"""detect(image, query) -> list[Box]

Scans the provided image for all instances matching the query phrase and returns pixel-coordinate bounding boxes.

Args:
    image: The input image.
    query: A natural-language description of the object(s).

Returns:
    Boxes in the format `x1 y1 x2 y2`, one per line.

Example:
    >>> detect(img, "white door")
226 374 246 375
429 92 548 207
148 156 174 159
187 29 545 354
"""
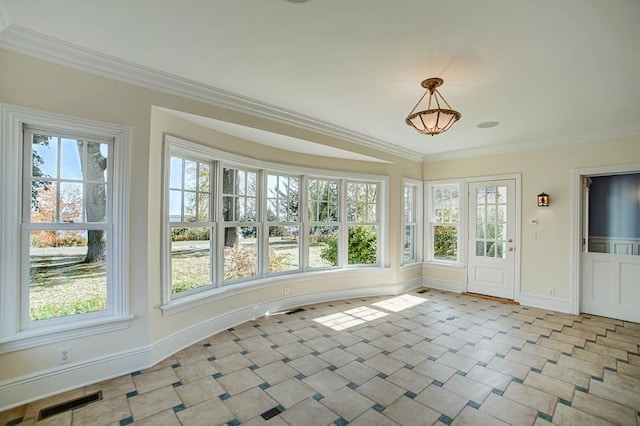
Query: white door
468 180 516 299
581 174 640 322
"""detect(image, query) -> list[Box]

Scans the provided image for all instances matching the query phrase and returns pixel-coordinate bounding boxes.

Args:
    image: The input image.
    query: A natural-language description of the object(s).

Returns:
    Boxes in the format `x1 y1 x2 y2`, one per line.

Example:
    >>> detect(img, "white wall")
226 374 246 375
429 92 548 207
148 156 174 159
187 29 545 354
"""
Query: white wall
0 48 422 409
423 137 640 305
2 44 639 410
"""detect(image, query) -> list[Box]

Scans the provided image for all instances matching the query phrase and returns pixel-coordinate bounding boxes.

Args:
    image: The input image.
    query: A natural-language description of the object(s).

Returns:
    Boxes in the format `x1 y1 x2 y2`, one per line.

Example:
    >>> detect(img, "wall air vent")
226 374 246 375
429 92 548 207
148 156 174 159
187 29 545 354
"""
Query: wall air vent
37 391 103 421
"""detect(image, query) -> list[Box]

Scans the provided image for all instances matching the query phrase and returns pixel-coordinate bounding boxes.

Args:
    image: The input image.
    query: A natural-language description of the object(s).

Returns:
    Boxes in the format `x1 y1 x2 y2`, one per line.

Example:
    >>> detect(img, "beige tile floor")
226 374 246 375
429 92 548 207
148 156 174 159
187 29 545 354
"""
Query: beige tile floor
2 288 640 425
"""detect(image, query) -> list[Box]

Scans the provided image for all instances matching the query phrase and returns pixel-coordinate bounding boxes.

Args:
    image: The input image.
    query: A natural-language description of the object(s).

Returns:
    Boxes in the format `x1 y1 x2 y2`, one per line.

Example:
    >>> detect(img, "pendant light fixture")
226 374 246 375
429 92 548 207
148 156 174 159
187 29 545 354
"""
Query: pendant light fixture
405 77 461 136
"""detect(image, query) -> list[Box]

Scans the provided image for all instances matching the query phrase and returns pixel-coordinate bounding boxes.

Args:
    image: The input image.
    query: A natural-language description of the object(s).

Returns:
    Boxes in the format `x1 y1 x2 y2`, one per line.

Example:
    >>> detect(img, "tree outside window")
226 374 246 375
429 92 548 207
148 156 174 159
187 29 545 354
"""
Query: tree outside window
431 185 459 262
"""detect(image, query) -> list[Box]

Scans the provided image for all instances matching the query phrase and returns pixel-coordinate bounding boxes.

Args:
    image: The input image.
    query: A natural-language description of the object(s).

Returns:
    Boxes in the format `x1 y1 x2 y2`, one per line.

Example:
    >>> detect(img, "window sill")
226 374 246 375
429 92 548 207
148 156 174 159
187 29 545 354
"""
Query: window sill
400 262 424 273
424 261 464 270
0 315 134 354
161 266 391 317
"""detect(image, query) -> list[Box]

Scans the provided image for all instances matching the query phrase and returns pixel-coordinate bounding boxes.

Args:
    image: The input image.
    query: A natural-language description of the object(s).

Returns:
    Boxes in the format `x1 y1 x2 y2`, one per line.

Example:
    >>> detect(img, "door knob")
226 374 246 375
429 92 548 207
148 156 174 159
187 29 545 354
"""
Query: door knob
508 247 514 251
508 238 513 243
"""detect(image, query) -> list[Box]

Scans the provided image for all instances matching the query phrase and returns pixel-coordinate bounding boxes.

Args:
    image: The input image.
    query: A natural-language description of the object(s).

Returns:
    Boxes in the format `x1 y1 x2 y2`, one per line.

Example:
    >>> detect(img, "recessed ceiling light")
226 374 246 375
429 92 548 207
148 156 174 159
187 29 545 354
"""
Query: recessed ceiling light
477 121 500 129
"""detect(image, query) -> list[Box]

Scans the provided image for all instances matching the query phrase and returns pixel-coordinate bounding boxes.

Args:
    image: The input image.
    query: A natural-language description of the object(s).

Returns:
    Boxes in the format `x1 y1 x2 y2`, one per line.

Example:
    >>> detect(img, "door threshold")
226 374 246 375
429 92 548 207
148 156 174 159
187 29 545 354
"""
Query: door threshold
462 292 519 305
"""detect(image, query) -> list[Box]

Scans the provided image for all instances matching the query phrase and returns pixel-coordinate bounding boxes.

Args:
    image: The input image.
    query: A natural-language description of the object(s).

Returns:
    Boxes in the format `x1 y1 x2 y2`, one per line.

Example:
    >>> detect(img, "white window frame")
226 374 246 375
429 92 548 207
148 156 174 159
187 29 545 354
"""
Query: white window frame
402 178 423 265
161 135 388 314
264 171 303 276
0 104 131 353
425 180 463 266
345 179 382 267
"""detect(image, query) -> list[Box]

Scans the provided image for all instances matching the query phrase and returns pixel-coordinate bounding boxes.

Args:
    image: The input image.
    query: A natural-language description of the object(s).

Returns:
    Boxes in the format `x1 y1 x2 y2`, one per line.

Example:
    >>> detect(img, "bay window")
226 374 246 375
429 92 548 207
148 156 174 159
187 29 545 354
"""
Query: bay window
162 136 387 311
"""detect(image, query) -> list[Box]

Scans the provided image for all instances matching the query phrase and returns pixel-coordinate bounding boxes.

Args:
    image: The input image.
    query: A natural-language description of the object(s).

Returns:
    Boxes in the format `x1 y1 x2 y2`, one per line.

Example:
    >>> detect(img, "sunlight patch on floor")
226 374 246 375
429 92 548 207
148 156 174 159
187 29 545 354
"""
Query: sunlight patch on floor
371 294 428 312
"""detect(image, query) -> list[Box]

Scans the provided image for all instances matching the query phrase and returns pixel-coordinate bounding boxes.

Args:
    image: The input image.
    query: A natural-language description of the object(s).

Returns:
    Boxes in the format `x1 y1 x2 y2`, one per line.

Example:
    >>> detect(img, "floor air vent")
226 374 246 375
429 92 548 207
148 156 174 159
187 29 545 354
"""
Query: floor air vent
285 308 306 315
416 288 429 294
38 391 103 421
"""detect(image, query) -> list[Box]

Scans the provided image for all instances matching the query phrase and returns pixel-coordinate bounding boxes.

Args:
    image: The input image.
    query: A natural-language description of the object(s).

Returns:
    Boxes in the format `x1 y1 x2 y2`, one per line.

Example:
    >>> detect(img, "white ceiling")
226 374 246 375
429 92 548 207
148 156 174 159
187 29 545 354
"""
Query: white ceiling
1 0 640 162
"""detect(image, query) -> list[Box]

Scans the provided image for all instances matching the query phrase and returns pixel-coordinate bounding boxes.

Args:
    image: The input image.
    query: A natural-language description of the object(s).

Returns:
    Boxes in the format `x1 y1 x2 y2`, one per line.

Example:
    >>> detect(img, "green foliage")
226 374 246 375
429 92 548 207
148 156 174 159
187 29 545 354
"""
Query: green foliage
320 226 377 265
171 227 210 241
30 296 106 321
319 231 339 265
434 225 457 261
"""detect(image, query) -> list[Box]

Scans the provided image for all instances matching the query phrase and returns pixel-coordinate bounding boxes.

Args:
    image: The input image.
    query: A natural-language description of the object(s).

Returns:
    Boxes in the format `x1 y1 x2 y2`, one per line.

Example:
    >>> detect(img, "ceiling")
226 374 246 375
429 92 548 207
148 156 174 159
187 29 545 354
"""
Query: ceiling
1 0 640 162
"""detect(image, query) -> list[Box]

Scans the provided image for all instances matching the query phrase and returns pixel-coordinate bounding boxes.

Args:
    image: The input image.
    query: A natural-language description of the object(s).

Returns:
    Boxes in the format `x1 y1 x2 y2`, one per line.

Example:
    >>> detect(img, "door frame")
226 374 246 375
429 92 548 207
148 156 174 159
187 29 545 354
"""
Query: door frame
465 174 522 301
570 163 640 316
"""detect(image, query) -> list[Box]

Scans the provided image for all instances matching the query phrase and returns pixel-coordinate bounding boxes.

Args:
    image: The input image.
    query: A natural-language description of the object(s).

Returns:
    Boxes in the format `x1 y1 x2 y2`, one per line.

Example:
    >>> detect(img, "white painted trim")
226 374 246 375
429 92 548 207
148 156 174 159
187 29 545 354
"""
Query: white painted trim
0 25 423 163
0 3 8 34
423 124 640 163
465 174 522 301
422 277 463 293
0 103 132 352
570 163 640 316
166 135 390 182
518 293 572 314
0 281 419 411
402 178 423 265
401 262 423 273
0 316 133 354
162 267 393 316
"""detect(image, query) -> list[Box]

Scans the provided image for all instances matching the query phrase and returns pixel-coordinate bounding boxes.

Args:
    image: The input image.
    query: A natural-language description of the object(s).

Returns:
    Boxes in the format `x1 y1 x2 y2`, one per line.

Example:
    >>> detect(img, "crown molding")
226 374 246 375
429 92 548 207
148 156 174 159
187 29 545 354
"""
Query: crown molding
423 123 640 163
0 24 424 163
0 3 8 33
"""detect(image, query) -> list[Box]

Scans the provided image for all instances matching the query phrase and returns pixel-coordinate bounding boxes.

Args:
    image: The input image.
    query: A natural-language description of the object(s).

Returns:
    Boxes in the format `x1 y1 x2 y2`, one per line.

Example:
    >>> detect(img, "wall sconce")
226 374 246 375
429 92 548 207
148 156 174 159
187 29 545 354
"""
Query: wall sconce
537 192 550 207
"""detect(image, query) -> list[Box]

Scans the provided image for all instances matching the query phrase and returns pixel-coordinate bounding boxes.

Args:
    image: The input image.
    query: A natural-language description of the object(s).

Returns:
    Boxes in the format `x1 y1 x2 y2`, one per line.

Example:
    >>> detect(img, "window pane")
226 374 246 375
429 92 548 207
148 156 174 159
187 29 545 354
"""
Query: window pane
184 191 196 222
348 225 377 265
309 226 339 268
476 240 485 257
199 163 211 192
222 195 234 221
169 190 182 222
60 138 83 180
347 182 378 223
487 186 496 203
184 160 197 191
224 226 258 282
29 230 106 321
308 179 338 222
59 182 83 223
171 227 211 294
403 224 415 262
32 134 57 178
267 174 299 222
169 157 183 189
497 186 507 203
268 226 299 273
497 205 506 222
198 193 210 221
85 183 106 222
434 225 458 261
31 180 57 222
486 241 496 257
85 142 109 182
246 172 257 196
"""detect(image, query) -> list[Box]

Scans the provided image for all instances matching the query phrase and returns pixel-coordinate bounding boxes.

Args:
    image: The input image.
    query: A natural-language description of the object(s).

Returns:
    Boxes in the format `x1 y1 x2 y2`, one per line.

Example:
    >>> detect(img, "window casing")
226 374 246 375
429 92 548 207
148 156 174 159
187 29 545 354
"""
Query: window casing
162 136 387 310
0 104 130 352
427 183 460 263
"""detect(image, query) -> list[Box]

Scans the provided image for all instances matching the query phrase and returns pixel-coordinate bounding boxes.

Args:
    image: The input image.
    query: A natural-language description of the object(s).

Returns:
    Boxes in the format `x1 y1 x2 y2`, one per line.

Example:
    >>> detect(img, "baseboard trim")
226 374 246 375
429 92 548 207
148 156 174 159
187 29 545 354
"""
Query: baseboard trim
0 280 419 410
518 292 572 314
422 277 463 293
